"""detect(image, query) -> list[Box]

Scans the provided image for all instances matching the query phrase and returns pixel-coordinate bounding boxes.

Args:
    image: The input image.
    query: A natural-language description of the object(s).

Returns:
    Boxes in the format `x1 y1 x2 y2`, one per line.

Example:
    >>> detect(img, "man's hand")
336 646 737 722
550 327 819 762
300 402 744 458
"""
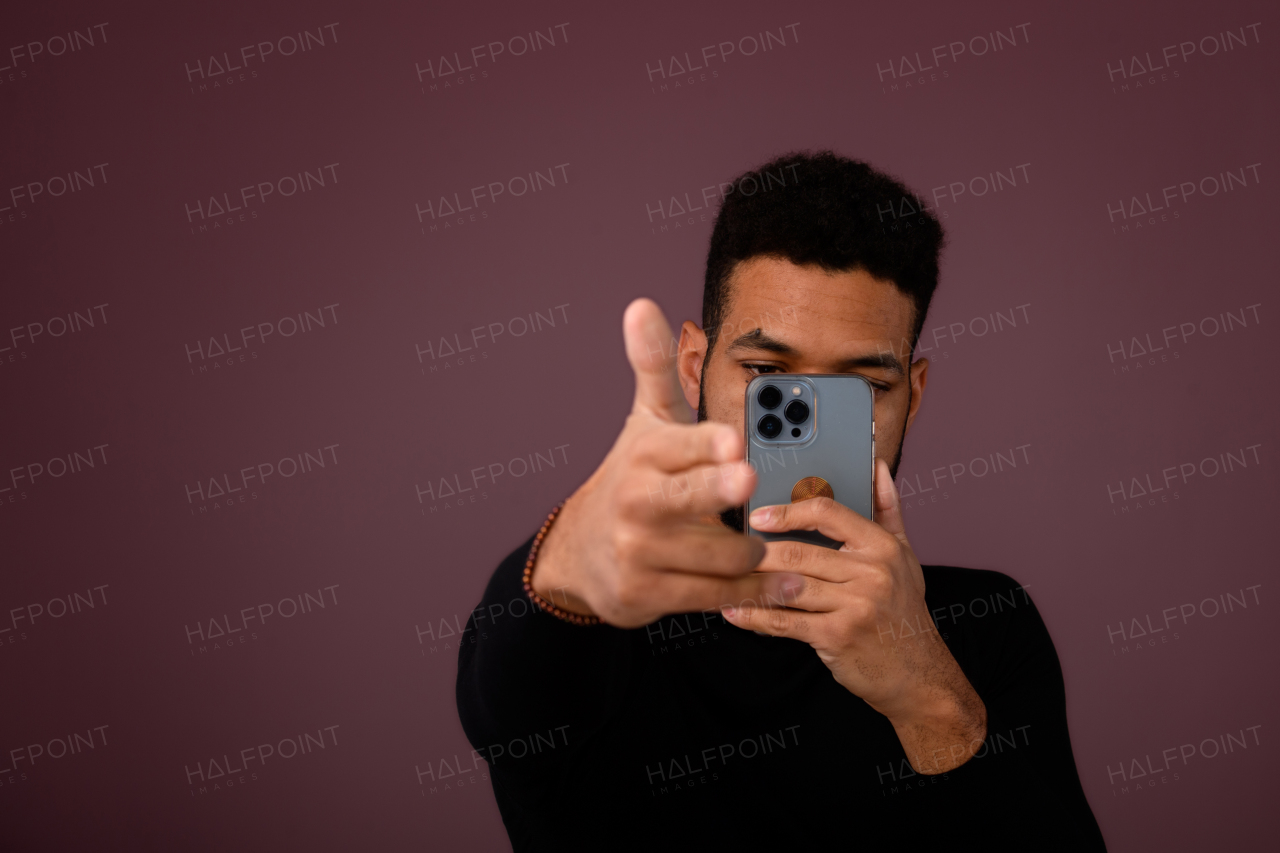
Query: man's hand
531 298 803 628
721 459 988 774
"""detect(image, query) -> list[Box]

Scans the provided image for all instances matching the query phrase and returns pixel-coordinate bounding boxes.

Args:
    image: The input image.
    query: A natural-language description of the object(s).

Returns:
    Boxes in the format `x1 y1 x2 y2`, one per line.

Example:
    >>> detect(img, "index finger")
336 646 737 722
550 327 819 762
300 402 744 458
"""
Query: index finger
634 421 743 473
748 496 881 550
754 539 850 583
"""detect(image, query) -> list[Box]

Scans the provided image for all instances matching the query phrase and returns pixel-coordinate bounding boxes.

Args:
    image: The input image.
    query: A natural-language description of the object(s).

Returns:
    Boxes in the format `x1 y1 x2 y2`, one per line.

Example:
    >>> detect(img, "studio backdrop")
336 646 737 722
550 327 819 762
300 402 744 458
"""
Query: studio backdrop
2 0 1276 849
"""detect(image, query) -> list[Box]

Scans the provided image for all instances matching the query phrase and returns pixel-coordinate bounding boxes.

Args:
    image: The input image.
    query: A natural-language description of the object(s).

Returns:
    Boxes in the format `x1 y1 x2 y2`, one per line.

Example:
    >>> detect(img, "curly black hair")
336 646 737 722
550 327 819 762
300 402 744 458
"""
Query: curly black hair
702 150 945 355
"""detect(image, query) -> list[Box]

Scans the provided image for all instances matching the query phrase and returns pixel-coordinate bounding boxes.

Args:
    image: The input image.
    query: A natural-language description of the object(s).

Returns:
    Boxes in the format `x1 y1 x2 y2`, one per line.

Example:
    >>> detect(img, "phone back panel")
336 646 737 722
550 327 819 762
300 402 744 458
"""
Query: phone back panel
745 374 875 548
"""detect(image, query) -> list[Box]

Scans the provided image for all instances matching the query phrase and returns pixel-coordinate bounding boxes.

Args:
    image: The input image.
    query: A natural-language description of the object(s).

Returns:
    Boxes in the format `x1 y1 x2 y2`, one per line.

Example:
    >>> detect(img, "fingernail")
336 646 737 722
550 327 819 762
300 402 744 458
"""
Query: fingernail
749 506 773 525
721 605 736 618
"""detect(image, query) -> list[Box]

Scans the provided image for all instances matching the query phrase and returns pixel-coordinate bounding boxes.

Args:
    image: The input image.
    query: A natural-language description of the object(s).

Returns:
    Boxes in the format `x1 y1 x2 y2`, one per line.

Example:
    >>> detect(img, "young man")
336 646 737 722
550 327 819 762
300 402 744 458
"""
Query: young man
456 152 1105 850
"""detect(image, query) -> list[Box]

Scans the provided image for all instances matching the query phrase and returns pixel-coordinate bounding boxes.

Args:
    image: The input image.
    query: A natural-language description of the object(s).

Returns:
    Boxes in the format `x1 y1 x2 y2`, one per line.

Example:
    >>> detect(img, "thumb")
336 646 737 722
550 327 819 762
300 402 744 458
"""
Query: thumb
623 298 693 424
874 458 909 543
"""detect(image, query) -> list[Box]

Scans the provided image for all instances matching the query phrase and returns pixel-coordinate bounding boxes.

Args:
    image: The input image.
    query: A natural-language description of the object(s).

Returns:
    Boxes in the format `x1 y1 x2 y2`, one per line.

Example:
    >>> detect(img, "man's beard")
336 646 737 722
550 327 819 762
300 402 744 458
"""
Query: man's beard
698 385 905 533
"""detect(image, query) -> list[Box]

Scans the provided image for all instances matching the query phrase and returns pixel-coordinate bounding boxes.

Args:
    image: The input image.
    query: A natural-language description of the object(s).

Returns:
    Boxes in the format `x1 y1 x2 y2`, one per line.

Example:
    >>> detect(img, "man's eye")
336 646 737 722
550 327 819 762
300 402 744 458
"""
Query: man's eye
863 379 893 394
745 364 784 375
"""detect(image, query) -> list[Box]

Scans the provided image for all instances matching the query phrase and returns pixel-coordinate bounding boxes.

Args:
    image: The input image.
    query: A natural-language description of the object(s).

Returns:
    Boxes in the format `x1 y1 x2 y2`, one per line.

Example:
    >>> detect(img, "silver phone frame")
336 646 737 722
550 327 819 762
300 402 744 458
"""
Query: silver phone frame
742 373 876 546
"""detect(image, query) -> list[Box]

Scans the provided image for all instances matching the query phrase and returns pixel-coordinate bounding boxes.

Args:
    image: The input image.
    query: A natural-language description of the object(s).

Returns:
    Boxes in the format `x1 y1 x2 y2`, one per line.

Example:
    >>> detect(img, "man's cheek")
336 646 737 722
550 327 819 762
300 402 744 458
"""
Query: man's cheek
873 391 912 450
872 400 898 435
718 395 747 430
702 362 746 426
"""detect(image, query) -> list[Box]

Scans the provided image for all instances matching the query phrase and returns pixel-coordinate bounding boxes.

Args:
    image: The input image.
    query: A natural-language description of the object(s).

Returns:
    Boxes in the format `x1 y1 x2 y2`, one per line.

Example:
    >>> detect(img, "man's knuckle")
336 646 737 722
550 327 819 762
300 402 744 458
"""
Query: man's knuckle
616 483 644 515
876 537 901 561
847 597 876 625
633 432 658 459
866 569 894 597
613 574 644 609
613 528 644 565
778 542 807 571
811 496 837 515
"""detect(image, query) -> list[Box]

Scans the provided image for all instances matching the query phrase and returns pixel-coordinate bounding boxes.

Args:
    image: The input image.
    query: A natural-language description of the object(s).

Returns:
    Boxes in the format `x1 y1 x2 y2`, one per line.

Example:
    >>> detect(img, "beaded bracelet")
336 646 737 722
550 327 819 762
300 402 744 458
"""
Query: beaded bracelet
522 502 601 626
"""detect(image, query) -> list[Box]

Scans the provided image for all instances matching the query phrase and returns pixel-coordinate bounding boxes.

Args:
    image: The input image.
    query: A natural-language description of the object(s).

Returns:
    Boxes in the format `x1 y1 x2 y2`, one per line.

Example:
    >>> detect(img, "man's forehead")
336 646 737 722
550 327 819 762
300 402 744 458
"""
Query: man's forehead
725 258 913 327
719 259 915 351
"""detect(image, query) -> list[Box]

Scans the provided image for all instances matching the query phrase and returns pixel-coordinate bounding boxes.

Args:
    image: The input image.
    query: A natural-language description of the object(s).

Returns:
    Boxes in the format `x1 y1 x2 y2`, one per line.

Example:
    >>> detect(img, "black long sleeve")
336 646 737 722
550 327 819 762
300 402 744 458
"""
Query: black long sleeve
457 535 1106 851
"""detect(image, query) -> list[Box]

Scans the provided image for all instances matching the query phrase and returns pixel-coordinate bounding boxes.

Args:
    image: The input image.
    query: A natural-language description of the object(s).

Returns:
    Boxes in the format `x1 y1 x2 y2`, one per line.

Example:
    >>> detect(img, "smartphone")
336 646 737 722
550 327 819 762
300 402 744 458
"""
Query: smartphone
744 374 875 549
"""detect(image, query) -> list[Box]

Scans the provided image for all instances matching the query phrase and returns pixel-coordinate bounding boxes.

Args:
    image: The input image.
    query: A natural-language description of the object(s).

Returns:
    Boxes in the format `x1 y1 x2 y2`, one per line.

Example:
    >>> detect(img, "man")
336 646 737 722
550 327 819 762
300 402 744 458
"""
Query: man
456 151 1105 850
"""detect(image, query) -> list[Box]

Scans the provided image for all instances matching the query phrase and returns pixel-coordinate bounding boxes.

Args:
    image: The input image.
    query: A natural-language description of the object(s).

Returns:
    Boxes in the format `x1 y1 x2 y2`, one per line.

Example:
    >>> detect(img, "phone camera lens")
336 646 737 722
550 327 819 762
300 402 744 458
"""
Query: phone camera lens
757 385 782 410
791 428 801 437
784 400 809 424
758 414 783 439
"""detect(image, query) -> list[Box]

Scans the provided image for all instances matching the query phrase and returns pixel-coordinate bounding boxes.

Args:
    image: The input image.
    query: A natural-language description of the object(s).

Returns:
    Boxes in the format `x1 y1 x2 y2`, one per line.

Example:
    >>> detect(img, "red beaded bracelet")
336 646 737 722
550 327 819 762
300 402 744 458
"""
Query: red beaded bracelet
522 502 601 626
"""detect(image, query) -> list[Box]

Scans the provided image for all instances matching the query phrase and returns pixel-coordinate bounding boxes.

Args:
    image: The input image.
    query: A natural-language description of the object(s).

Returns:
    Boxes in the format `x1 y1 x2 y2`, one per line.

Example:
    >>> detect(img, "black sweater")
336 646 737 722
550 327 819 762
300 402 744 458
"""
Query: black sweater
456 534 1106 851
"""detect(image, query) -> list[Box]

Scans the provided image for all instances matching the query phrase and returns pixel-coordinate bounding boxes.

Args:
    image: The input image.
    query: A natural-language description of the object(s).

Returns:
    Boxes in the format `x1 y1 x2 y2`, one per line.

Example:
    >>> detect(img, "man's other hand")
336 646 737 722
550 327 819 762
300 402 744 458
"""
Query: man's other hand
721 459 988 773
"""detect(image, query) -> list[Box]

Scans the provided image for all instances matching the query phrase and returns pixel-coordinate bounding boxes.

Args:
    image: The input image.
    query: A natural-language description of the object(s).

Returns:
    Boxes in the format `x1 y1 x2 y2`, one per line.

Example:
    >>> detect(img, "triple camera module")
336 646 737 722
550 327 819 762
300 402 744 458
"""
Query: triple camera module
756 383 810 441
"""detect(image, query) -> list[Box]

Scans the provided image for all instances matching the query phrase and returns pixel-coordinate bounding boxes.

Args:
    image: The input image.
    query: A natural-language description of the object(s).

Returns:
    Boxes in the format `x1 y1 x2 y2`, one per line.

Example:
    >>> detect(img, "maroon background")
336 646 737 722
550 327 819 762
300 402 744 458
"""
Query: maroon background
2 0 1277 849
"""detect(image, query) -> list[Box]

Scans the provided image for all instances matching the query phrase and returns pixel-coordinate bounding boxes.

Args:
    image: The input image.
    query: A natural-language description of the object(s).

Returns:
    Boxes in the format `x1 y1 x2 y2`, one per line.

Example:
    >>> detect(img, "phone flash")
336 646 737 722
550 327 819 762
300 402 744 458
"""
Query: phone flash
791 386 802 396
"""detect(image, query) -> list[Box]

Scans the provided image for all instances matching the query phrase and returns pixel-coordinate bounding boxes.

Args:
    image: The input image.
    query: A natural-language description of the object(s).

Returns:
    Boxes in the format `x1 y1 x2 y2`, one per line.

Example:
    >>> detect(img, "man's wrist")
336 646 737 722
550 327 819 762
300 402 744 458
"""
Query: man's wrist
529 504 598 618
883 685 988 774
530 563 595 616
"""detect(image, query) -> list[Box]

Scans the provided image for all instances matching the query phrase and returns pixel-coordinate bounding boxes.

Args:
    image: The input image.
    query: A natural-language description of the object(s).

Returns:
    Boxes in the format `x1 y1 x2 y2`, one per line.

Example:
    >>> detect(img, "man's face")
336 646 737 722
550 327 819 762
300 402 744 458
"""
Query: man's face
676 256 929 528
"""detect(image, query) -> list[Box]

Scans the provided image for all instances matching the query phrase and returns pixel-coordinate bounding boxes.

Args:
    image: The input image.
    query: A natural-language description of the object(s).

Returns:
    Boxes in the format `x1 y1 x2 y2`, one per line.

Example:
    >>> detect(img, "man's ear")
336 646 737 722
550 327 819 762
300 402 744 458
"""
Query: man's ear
904 357 929 435
677 320 707 411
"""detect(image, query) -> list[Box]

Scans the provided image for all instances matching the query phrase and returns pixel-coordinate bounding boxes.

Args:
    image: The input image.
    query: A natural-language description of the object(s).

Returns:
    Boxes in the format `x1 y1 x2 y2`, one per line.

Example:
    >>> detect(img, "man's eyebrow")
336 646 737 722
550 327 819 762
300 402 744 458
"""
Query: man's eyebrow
832 352 906 377
724 328 798 356
725 328 906 376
